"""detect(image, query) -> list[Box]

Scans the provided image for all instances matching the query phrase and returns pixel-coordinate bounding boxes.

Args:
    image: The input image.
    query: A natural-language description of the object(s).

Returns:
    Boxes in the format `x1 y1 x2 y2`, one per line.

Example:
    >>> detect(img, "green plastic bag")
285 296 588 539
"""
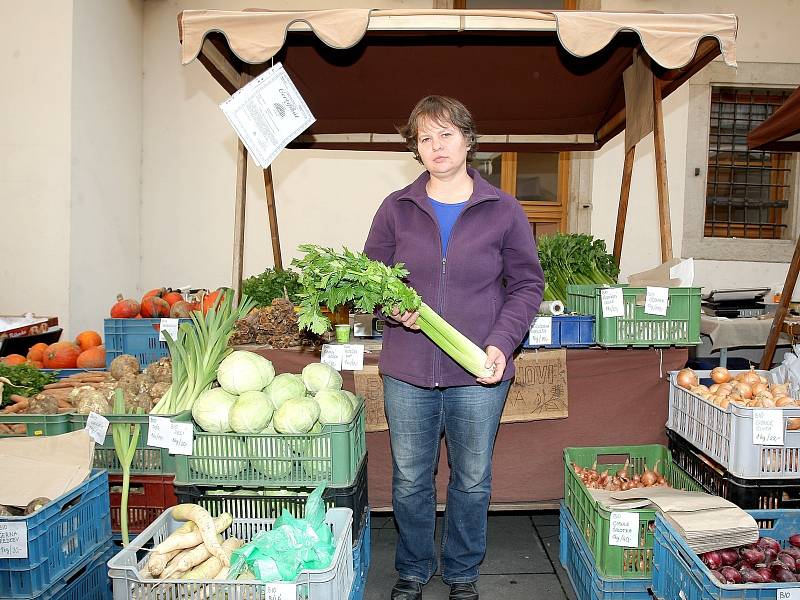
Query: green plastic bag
229 482 335 582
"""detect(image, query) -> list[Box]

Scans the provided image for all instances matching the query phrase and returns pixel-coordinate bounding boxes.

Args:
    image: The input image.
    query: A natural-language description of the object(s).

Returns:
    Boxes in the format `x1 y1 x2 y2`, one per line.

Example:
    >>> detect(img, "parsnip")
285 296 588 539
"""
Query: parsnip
153 512 232 556
145 520 197 576
167 505 230 566
181 538 244 580
161 535 223 579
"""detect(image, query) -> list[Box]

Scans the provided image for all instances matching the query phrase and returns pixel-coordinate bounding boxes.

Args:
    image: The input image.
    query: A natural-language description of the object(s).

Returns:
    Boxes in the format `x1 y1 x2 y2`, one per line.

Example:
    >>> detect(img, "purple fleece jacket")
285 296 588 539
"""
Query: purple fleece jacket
364 167 544 388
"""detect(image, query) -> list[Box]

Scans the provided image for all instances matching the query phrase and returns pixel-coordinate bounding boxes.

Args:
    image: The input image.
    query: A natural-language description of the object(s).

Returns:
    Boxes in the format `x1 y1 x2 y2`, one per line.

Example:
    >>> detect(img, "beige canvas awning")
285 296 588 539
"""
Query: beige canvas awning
178 8 737 152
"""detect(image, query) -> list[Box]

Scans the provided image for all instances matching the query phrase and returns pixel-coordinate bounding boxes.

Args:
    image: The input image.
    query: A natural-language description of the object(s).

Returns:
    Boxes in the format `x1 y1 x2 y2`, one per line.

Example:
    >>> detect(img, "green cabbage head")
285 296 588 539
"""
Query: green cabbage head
192 387 237 433
217 351 275 394
263 373 306 410
229 390 274 434
314 389 354 425
191 436 248 478
272 396 320 434
302 362 343 393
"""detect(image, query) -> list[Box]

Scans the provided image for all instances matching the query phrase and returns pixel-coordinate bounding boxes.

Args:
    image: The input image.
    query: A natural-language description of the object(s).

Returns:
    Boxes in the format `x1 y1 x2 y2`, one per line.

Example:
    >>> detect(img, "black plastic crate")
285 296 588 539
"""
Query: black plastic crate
175 456 368 542
667 429 800 510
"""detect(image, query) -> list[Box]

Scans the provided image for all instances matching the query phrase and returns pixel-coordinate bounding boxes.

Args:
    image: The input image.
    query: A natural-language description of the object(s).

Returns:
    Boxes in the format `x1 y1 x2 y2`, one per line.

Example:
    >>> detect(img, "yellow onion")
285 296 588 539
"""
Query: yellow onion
676 368 698 390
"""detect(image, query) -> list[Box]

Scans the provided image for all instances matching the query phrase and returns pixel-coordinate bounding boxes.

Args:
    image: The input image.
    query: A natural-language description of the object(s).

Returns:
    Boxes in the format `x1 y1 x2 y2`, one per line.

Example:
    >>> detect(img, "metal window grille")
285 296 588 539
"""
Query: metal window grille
705 87 794 239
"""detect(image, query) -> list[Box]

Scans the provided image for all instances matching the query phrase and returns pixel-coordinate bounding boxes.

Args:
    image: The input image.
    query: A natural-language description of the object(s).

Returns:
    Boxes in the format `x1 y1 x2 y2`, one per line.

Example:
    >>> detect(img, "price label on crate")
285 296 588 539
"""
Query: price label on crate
0 522 27 559
644 286 669 316
342 344 365 371
609 511 639 547
159 318 180 342
321 344 344 371
85 411 110 444
147 416 172 449
528 316 553 345
778 589 800 600
169 421 194 455
753 409 784 446
264 582 295 599
600 288 625 318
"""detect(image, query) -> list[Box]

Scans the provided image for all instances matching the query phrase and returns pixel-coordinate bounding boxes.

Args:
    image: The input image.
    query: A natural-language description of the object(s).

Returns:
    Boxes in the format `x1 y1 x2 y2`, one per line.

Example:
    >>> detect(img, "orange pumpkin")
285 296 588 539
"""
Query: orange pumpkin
110 294 140 318
202 290 226 315
141 296 170 318
42 342 81 369
27 360 44 369
162 291 184 307
170 300 193 318
26 342 49 362
1 354 27 366
76 347 106 369
75 330 102 352
142 288 166 301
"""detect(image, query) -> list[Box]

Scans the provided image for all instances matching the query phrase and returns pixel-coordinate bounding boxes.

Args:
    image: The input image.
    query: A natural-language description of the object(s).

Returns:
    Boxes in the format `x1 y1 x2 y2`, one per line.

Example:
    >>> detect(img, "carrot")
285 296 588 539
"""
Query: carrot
4 400 28 413
159 506 231 566
161 534 223 579
0 424 14 434
43 382 79 390
181 537 243 580
9 394 29 404
12 424 26 434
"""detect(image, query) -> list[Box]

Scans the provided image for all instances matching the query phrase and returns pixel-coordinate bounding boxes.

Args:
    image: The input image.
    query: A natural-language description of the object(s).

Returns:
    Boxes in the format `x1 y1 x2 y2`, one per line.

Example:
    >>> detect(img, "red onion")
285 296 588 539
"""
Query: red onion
720 548 740 566
764 547 779 565
789 533 800 548
702 551 722 570
740 566 769 583
758 537 782 554
772 565 796 582
739 546 766 566
720 566 742 583
755 565 774 582
781 545 800 562
709 570 726 584
778 552 797 572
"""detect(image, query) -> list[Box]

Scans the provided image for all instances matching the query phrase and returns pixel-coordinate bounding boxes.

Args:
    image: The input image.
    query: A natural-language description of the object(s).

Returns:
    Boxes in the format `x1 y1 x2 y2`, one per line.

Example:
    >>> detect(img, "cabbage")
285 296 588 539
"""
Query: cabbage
192 387 237 432
340 390 360 412
263 373 306 410
191 436 247 477
246 436 294 481
229 391 274 434
314 389 354 424
302 363 343 393
217 351 275 394
272 397 320 434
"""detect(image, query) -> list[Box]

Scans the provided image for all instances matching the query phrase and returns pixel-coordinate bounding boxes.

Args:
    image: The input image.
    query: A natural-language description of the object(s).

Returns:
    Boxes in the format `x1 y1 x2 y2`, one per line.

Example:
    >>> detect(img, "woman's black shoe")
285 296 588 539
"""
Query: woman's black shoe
449 582 479 600
391 578 423 599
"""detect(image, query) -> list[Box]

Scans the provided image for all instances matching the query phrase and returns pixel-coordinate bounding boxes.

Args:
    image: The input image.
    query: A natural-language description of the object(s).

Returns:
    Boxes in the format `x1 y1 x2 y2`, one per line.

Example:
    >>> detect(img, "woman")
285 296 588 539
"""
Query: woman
364 96 544 600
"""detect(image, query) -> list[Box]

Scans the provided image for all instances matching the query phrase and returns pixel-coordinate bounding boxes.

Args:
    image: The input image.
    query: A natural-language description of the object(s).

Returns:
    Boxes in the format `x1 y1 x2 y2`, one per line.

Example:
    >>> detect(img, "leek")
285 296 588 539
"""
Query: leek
111 388 142 546
292 245 493 379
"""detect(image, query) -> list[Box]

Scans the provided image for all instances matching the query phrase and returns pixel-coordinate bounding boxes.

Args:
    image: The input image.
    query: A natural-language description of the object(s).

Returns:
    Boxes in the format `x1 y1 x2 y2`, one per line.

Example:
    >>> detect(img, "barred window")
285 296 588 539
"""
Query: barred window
705 87 794 239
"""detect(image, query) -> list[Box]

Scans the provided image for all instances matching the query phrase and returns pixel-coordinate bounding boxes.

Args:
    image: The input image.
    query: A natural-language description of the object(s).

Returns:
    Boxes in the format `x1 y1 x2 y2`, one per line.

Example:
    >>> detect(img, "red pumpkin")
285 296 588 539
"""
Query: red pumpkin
202 290 226 315
162 291 184 307
170 300 193 318
42 342 81 369
141 296 170 318
142 288 166 301
27 360 44 369
110 294 140 318
26 342 49 362
1 354 27 366
75 330 102 352
76 346 106 369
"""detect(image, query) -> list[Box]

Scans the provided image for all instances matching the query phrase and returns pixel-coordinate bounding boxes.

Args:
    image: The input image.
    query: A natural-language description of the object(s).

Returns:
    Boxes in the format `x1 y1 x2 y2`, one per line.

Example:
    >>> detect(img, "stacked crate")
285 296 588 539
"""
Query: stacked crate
0 470 113 600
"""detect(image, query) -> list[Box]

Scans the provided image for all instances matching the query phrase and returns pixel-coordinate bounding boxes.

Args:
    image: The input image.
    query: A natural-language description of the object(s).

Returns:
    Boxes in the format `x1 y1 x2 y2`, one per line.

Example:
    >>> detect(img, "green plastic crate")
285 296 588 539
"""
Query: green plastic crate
563 444 701 580
70 411 189 475
566 285 701 347
173 399 366 488
0 412 73 437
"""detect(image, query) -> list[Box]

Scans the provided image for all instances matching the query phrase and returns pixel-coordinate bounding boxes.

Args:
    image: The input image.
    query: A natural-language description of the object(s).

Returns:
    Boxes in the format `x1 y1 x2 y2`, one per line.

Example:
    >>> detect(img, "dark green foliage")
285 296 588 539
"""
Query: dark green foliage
537 233 620 303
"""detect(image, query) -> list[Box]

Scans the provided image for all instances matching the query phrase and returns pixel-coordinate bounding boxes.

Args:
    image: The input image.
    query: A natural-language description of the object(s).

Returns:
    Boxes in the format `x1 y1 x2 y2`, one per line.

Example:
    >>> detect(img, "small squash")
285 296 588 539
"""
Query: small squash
75 330 102 352
1 354 27 366
202 289 226 315
110 294 140 318
26 342 49 362
141 296 170 318
42 342 81 369
169 300 193 318
76 346 106 369
162 290 184 306
142 288 166 301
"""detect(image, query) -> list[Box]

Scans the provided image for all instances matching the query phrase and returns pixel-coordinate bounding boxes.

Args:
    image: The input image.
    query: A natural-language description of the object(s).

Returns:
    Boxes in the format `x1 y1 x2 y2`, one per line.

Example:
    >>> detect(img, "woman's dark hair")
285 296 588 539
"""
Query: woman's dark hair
398 95 479 164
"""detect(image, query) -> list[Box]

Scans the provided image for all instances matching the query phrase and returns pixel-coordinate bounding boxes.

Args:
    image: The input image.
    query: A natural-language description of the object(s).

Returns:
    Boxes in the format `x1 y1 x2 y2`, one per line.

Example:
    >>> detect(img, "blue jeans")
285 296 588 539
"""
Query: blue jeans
383 376 511 585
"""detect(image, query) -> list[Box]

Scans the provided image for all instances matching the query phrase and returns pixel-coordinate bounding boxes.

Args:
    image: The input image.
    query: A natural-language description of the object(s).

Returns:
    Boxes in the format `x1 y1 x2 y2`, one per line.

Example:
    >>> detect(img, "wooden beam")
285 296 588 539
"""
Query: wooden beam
652 77 673 262
761 237 800 368
197 39 241 95
613 145 636 265
596 107 626 144
232 140 248 303
263 166 284 271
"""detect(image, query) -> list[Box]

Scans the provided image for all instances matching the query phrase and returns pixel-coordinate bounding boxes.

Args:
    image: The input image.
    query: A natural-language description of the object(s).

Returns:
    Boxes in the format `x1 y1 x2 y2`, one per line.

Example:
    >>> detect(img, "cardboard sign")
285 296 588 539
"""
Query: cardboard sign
354 365 388 433
609 511 639 547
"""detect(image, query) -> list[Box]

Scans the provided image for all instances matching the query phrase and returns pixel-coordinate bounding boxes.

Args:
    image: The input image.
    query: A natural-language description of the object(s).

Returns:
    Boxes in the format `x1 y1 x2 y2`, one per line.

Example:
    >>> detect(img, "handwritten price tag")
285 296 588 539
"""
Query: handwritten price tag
85 412 109 444
601 288 625 318
609 511 639 547
169 422 194 455
778 589 800 600
0 522 27 559
644 287 669 316
147 416 172 449
753 409 784 446
321 344 343 371
528 316 553 345
342 344 365 371
159 318 180 342
264 582 295 600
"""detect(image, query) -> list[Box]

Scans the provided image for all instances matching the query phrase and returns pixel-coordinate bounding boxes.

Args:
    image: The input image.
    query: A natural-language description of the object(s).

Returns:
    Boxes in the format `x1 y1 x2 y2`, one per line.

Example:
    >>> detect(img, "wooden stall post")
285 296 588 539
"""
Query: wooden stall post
653 77 674 262
263 166 283 271
232 140 248 303
613 145 636 265
760 237 800 368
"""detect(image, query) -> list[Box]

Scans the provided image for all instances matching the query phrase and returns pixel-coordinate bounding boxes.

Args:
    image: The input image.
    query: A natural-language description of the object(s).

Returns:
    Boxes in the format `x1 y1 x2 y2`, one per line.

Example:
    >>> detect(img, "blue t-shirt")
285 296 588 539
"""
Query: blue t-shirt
429 197 467 255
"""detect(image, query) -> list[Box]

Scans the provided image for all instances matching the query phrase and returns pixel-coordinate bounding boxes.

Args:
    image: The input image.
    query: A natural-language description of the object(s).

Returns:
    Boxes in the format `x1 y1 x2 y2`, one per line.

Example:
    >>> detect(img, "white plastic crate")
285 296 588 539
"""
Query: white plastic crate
107 507 353 600
666 369 800 479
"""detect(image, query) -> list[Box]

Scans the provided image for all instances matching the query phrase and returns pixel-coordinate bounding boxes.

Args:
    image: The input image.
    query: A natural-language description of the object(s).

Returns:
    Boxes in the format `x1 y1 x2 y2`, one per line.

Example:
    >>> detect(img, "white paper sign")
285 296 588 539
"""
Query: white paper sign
777 589 800 600
609 511 639 547
644 287 669 316
85 412 109 444
321 344 344 371
169 422 194 455
342 344 365 371
220 63 315 169
753 409 784 446
528 316 553 345
159 318 180 342
0 522 27 559
601 288 625 318
147 416 172 449
264 582 295 600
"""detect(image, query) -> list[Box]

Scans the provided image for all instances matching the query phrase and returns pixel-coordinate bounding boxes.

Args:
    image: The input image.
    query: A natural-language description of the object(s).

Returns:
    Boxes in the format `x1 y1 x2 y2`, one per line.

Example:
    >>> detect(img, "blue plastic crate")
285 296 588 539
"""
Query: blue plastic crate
653 509 800 600
522 315 594 348
40 542 114 600
350 509 370 600
103 318 191 369
0 470 112 599
559 502 651 600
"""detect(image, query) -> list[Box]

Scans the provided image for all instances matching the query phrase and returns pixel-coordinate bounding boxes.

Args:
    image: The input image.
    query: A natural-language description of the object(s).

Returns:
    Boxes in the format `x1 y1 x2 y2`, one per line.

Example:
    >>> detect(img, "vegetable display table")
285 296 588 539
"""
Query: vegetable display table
243 345 687 508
